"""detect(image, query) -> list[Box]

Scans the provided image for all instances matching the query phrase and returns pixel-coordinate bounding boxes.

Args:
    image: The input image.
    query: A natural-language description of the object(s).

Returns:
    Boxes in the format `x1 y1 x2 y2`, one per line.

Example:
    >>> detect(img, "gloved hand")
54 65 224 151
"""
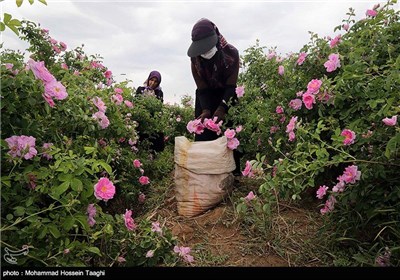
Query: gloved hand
212 106 226 123
197 109 211 122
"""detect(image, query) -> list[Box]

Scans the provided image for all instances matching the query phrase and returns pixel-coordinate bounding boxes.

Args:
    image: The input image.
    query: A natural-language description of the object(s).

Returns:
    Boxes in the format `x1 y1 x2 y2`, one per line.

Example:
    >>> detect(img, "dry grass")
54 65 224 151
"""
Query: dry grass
144 174 333 267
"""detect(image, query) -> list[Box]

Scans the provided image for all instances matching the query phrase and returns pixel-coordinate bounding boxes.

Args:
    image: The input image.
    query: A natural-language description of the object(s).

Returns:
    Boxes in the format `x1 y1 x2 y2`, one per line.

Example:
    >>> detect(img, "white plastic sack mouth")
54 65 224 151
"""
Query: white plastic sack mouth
174 136 236 217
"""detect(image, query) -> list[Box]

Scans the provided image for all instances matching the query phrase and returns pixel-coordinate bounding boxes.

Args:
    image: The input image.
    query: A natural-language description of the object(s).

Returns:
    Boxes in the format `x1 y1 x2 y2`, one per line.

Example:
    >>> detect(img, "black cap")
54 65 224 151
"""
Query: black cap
187 19 218 57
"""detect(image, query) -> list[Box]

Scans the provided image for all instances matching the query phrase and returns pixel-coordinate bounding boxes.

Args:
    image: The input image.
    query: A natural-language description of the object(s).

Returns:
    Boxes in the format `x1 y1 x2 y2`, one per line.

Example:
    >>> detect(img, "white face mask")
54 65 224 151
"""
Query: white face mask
200 46 218 59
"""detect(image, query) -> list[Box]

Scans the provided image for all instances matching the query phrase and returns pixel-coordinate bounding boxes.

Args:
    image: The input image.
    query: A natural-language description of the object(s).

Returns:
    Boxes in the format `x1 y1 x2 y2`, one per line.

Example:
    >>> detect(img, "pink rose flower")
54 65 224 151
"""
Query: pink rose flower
94 177 115 201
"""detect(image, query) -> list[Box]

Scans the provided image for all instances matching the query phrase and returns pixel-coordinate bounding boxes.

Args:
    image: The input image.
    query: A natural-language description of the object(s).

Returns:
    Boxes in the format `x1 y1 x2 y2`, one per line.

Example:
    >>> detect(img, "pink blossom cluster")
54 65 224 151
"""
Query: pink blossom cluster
104 70 113 86
40 28 67 54
173 246 194 263
92 97 107 112
92 111 110 129
90 61 105 70
301 79 321 110
382 115 397 126
132 159 150 186
124 209 137 231
242 160 254 177
204 117 223 135
151 221 163 235
329 34 341 48
187 119 242 150
91 96 111 129
285 116 298 142
87 204 97 227
317 165 361 214
224 128 240 150
275 106 284 114
187 117 222 135
145 250 155 258
266 50 276 60
27 174 37 190
111 93 123 105
235 85 245 98
296 52 308 65
341 129 356 145
366 8 378 17
186 118 205 135
278 65 284 76
244 191 256 202
42 142 54 160
3 63 19 75
5 135 37 160
288 98 302 111
324 53 341 72
28 59 68 107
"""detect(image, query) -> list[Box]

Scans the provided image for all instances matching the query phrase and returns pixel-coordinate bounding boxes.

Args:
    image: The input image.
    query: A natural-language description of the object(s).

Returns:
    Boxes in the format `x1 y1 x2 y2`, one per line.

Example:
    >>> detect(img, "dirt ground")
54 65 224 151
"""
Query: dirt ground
153 177 323 267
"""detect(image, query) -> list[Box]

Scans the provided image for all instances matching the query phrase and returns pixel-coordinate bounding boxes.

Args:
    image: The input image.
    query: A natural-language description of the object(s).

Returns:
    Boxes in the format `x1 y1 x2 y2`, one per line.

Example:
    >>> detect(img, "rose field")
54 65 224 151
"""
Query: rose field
1 0 399 267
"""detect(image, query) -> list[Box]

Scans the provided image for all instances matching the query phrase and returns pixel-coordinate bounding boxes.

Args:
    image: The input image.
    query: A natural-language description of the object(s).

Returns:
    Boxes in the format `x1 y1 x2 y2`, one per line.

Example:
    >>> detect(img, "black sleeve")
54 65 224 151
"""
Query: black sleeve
196 88 212 111
136 87 144 96
156 89 164 103
221 86 237 112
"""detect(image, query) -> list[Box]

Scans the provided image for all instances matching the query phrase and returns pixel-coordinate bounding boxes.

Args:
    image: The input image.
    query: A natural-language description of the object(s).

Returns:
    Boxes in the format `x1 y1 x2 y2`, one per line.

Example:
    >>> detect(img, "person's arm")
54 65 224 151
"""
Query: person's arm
191 61 212 113
157 89 164 103
221 49 240 111
212 48 240 122
135 86 144 96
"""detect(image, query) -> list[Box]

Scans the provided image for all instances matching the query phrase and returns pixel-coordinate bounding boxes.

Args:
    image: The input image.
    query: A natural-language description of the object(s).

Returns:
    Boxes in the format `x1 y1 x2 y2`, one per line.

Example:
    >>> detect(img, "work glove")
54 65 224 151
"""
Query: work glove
212 106 226 123
197 109 211 122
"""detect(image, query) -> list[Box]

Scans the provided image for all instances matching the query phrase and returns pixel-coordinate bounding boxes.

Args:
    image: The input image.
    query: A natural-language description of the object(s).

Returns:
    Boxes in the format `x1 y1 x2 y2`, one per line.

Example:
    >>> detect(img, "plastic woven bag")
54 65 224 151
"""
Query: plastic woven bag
174 136 235 217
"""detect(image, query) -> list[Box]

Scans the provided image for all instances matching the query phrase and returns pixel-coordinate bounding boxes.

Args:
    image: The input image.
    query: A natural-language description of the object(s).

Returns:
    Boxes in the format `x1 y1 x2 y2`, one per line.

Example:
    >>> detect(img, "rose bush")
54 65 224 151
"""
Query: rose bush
232 0 399 266
1 20 193 266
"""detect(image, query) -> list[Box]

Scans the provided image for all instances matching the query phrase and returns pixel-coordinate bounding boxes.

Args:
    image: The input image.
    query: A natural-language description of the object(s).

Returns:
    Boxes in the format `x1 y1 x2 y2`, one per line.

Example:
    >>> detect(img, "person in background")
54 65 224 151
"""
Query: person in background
136 70 164 102
187 18 242 176
135 70 165 153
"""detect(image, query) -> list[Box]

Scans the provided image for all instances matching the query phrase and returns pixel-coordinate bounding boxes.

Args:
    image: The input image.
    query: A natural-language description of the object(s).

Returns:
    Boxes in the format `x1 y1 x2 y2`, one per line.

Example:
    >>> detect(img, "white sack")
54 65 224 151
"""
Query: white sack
174 136 235 217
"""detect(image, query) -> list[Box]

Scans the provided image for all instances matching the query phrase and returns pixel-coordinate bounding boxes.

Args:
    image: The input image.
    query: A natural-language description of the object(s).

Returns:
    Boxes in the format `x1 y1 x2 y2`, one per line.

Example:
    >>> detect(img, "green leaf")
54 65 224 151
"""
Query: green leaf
48 224 61 238
84 146 96 155
63 216 75 231
16 0 23 7
58 173 73 182
7 23 20 35
385 133 400 159
25 196 34 207
87 247 102 256
70 178 83 192
52 181 70 198
13 206 25 216
98 161 112 174
3 13 12 24
75 214 89 232
0 22 5 32
38 0 48 5
38 227 48 239
28 0 34 4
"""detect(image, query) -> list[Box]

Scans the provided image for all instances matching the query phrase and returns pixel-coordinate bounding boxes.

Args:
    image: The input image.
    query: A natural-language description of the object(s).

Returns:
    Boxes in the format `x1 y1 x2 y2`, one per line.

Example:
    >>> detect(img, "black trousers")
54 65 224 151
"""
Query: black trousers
194 89 242 175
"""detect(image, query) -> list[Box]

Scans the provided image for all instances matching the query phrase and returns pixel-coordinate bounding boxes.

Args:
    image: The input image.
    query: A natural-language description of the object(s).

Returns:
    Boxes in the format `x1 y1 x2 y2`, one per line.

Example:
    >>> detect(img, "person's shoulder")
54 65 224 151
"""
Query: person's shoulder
225 44 239 56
